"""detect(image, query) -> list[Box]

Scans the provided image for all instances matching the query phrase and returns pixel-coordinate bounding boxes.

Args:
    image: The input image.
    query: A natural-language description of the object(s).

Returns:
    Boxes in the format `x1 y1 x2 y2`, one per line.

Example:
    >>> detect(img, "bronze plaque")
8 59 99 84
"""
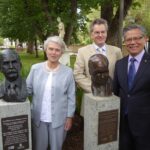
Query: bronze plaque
98 109 118 145
1 115 29 150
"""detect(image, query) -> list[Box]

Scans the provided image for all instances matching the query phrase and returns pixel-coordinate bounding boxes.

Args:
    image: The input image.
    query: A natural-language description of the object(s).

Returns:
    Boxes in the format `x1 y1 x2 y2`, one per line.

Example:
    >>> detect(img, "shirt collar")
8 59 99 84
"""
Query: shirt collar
93 43 106 51
128 49 145 63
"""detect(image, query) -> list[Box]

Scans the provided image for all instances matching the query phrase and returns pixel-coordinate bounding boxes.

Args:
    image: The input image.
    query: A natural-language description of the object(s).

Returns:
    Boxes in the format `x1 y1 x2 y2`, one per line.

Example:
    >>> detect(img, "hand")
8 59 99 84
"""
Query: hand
64 117 73 131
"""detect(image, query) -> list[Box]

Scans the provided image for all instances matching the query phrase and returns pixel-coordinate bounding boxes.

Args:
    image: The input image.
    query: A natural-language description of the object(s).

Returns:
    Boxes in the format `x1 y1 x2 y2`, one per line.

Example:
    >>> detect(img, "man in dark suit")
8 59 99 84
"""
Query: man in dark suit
113 24 150 150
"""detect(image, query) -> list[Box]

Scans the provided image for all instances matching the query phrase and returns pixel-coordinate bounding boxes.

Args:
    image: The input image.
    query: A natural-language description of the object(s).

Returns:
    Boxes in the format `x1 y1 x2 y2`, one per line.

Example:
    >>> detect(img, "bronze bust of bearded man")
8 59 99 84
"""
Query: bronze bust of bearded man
88 54 112 96
0 49 27 102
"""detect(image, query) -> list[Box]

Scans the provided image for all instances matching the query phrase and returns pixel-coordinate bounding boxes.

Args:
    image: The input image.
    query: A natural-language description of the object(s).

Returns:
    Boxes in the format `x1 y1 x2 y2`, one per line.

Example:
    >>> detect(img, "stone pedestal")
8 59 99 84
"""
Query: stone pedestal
84 93 120 150
0 99 32 150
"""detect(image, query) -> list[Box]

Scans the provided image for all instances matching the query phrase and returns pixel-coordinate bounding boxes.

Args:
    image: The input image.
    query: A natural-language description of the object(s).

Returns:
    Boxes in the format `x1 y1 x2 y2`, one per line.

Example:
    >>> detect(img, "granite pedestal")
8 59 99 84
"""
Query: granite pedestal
0 99 32 150
84 93 120 150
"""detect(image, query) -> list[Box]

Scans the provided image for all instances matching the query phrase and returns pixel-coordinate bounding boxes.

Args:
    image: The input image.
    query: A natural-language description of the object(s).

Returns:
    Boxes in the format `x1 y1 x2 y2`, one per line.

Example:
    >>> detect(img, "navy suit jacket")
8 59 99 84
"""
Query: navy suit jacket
113 52 150 136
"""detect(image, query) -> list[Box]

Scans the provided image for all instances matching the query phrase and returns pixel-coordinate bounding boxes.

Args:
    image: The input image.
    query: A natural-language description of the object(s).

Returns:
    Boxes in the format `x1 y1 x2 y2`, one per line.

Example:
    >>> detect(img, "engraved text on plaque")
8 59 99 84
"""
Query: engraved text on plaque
1 115 29 150
98 109 118 144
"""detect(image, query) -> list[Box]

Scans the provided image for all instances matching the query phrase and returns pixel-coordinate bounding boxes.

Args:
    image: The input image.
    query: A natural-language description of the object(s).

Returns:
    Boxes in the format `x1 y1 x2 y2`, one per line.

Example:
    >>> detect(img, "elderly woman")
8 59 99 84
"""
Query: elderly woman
26 36 76 150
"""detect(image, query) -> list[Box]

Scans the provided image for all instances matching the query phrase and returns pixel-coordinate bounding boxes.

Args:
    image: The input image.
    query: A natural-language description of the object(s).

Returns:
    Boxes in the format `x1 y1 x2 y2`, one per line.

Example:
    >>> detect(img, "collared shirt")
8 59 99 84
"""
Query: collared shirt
128 50 145 73
93 43 107 56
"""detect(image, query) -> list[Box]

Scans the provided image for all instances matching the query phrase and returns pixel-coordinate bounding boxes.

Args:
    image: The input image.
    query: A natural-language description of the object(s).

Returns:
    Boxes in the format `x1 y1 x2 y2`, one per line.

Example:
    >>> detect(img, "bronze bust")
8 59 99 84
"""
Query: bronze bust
0 49 27 102
88 54 112 96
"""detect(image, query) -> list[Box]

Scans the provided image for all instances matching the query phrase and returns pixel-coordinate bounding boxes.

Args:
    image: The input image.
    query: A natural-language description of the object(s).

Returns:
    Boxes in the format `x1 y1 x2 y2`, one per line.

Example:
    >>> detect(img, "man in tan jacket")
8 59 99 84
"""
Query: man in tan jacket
74 18 122 116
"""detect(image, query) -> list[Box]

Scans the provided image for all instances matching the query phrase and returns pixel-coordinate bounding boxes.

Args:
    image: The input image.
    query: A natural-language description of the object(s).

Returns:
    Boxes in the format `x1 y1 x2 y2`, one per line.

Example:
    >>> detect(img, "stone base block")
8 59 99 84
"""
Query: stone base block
84 93 120 150
0 99 32 150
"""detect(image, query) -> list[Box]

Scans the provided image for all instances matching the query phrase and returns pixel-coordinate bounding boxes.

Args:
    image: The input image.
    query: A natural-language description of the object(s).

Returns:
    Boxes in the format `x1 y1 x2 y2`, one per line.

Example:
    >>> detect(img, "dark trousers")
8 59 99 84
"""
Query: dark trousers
119 115 150 150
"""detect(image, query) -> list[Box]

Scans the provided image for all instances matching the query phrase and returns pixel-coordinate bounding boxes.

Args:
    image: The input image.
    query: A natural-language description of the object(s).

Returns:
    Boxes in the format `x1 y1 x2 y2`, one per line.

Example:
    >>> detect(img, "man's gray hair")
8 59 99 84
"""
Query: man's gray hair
44 36 66 52
89 18 108 33
123 24 147 38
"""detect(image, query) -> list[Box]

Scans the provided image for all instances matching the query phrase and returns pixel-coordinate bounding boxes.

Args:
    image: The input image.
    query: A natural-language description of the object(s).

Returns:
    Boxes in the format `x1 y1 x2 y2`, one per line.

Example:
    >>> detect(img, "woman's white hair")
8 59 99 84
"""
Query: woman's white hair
44 36 66 52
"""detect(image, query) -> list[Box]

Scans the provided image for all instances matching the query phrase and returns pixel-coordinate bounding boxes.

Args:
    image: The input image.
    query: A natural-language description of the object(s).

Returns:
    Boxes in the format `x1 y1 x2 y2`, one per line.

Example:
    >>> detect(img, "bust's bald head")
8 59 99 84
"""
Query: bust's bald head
0 49 22 82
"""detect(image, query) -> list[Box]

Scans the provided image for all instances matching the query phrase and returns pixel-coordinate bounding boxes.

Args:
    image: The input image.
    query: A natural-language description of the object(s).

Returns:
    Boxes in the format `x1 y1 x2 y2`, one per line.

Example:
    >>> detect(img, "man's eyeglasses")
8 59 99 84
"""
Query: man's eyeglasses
92 31 106 36
124 36 144 43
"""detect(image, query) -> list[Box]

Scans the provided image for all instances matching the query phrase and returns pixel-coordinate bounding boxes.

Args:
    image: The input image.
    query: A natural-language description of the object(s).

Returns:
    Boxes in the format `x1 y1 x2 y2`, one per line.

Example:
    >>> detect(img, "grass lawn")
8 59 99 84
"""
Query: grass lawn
19 51 44 77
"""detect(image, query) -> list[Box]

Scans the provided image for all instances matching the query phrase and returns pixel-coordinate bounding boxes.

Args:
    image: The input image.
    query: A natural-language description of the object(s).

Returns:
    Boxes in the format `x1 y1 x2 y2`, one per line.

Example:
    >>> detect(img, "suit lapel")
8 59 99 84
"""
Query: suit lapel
132 53 150 89
89 44 97 56
105 44 111 57
122 56 129 92
105 44 116 61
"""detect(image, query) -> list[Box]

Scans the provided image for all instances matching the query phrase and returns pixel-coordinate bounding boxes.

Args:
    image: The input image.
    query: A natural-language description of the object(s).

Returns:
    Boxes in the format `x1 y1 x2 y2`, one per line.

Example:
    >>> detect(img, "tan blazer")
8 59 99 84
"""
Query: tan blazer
74 44 123 92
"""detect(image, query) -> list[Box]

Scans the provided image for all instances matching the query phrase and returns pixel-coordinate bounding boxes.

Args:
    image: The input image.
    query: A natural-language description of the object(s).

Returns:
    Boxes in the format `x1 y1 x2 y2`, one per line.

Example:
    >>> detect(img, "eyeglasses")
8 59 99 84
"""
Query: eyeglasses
124 36 144 43
92 30 107 36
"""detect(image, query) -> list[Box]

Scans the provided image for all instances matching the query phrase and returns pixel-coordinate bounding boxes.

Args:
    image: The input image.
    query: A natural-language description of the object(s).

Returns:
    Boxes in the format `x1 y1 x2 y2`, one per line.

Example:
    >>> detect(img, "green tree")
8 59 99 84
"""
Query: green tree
125 0 150 37
0 0 37 53
100 0 134 46
0 37 4 46
0 0 136 49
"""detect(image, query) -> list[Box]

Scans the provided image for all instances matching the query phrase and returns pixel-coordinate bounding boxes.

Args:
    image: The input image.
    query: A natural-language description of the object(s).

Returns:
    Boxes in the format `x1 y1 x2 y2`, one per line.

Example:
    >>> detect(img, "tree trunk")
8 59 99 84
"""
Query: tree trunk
34 39 39 58
64 25 74 46
26 41 34 54
64 0 77 45
101 0 113 27
101 0 133 47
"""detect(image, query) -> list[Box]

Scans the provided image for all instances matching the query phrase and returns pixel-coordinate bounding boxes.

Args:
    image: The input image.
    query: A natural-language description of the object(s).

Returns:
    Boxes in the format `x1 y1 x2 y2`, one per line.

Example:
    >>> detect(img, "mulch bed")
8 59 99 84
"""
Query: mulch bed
63 113 84 150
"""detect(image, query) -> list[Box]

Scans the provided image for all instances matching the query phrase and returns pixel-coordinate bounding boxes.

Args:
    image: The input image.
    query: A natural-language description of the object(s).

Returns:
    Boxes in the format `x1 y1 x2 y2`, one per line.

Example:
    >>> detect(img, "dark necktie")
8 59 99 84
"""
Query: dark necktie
128 57 136 90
